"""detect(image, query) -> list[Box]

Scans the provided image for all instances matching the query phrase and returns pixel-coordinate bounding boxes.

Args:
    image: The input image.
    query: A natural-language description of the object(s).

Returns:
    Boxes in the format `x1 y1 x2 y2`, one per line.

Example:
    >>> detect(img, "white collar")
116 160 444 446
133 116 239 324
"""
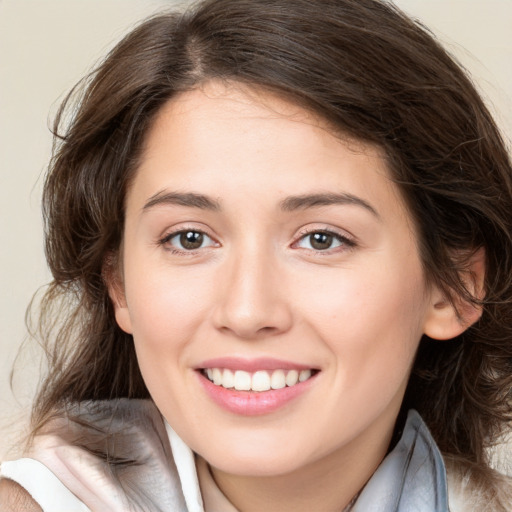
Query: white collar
165 421 205 512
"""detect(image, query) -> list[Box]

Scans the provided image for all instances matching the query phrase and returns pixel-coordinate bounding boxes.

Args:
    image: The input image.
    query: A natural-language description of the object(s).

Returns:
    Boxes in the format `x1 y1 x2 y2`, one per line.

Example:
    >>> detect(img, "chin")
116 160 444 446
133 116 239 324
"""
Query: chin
198 435 319 477
209 454 306 478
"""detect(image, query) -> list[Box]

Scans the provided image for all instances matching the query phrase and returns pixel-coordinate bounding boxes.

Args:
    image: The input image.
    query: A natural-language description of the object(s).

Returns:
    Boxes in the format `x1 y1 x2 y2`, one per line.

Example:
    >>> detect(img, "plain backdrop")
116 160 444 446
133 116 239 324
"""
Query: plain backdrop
1 0 511 461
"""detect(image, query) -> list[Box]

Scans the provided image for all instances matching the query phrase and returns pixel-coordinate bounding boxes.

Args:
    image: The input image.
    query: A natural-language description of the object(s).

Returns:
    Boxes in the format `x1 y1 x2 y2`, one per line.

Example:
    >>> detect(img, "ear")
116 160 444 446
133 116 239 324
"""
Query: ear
102 252 133 334
423 248 485 340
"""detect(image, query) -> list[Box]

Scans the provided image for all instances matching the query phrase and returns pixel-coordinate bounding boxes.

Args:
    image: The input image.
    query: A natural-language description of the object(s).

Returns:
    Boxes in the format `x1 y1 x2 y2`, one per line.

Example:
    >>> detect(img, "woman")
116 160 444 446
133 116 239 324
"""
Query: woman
1 0 511 510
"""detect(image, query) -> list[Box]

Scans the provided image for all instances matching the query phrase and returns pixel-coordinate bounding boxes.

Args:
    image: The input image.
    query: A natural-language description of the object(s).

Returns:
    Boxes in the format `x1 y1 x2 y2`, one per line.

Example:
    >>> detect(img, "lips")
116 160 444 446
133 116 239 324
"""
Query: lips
196 358 319 415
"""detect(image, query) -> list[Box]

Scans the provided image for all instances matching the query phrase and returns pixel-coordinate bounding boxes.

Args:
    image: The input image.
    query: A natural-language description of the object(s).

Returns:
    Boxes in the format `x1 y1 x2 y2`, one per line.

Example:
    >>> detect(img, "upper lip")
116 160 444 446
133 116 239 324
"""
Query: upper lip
196 357 317 373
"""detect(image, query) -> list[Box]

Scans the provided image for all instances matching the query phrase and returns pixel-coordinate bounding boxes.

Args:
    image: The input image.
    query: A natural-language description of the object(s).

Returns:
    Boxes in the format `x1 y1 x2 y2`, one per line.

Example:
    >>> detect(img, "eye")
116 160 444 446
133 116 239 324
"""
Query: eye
295 230 353 251
161 230 217 251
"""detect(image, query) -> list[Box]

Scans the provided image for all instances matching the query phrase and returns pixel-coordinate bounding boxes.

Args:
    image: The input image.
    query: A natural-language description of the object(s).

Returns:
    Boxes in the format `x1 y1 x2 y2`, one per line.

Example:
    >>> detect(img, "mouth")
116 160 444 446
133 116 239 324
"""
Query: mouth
196 357 320 415
201 368 318 392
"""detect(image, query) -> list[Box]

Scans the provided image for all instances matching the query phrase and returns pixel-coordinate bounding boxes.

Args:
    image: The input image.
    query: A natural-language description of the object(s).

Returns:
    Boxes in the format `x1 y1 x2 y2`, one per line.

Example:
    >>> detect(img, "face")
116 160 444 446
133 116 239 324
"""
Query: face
113 81 448 478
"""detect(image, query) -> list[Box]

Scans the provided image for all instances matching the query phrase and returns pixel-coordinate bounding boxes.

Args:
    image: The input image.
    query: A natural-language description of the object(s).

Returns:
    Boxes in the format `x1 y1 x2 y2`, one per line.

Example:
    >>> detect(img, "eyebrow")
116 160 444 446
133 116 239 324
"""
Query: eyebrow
143 191 221 212
280 193 380 218
142 190 379 219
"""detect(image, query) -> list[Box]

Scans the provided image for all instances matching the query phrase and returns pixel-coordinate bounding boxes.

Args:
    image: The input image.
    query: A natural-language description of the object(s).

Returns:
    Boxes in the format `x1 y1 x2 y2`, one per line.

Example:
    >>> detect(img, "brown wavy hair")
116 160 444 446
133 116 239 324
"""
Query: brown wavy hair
31 0 512 471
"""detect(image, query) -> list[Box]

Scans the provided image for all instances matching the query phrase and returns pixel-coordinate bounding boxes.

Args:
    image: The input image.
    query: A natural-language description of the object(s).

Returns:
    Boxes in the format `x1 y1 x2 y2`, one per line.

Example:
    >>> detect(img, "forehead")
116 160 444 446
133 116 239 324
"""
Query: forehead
128 81 410 225
141 81 382 167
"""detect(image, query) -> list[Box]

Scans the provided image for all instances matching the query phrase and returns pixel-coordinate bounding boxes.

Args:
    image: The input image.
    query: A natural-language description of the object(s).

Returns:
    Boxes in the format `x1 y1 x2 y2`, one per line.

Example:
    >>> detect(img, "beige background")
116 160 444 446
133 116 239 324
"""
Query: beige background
1 0 511 460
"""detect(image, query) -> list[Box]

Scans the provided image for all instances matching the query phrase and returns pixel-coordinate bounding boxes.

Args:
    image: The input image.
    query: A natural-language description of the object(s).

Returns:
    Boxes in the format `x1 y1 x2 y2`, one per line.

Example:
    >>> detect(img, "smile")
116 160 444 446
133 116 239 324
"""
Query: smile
202 368 314 392
196 357 320 415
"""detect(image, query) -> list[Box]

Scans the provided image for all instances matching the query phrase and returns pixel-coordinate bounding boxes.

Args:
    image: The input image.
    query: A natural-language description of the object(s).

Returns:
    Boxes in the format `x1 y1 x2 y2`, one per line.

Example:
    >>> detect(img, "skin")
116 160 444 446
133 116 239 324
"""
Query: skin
0 480 42 512
111 81 476 512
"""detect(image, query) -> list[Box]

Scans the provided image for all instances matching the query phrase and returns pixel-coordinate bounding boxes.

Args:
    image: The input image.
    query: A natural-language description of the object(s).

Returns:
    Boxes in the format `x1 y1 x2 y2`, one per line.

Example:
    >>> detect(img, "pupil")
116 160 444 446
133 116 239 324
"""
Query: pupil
180 231 203 249
311 232 332 250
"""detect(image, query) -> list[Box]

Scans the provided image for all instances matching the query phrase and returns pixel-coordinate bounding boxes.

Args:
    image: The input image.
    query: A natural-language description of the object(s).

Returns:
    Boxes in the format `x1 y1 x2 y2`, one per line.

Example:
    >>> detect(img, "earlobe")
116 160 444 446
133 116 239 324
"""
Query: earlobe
113 305 134 335
423 297 482 340
423 248 485 341
102 252 133 334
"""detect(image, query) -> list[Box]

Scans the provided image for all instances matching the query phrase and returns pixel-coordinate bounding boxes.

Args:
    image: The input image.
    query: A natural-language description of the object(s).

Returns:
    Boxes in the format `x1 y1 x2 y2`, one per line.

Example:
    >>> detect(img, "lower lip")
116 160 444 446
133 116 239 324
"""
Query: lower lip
197 371 317 416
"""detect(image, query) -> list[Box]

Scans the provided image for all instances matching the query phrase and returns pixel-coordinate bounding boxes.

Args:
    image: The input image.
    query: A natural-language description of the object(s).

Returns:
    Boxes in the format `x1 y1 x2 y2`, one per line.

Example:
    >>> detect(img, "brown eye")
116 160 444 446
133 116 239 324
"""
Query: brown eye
295 230 350 252
180 231 204 250
162 230 216 251
309 232 334 250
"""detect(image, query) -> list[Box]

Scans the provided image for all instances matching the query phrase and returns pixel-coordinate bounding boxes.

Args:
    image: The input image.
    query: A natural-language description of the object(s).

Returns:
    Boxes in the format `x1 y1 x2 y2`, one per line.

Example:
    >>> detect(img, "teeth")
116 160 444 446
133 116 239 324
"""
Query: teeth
252 371 271 392
222 369 235 389
299 369 311 382
204 368 314 392
285 370 299 387
234 370 251 391
270 370 286 389
212 368 223 385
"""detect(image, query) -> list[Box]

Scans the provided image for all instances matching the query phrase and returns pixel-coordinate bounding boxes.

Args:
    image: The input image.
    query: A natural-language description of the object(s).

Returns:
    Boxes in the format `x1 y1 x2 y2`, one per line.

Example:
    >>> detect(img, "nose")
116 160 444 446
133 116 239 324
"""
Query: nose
212 247 293 340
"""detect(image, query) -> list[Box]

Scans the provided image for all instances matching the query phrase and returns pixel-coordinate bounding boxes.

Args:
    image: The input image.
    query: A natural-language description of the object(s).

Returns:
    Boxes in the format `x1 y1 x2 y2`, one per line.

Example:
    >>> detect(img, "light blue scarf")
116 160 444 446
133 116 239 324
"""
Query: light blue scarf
352 409 449 511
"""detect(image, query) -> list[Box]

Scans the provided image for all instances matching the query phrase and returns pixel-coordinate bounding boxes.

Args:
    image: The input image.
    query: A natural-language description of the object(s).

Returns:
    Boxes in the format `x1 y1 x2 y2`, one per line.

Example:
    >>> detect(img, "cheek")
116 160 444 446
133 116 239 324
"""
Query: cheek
302 255 425 333
122 265 215 414
300 255 427 389
122 259 216 359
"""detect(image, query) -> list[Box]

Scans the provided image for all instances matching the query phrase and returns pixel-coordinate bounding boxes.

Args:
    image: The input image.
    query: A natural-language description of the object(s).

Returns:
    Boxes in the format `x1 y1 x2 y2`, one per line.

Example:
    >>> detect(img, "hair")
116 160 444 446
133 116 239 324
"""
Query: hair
30 0 512 475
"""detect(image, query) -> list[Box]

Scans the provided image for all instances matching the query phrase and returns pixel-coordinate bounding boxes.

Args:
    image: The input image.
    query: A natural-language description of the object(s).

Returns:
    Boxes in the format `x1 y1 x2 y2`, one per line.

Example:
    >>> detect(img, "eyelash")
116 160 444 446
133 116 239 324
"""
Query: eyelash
157 227 356 255
293 227 356 254
158 227 218 255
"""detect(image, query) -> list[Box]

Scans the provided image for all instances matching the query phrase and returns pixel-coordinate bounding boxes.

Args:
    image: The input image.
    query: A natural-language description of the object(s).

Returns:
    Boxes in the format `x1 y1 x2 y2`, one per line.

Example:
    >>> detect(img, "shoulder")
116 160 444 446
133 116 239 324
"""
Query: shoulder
445 454 512 512
0 478 42 512
12 399 187 511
